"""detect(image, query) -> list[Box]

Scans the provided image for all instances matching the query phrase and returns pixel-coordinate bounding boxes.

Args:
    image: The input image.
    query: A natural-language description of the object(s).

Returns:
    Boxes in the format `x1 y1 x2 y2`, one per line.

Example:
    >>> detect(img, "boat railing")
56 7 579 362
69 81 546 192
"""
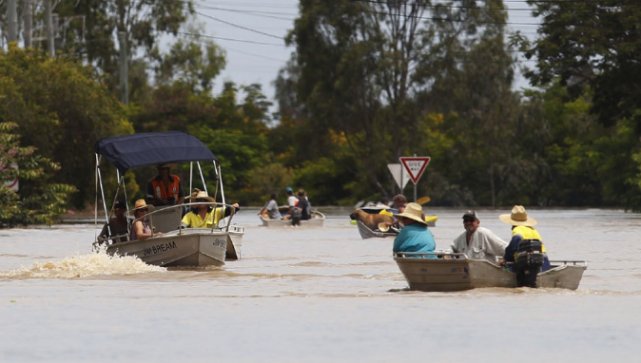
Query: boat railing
134 201 239 236
394 251 468 259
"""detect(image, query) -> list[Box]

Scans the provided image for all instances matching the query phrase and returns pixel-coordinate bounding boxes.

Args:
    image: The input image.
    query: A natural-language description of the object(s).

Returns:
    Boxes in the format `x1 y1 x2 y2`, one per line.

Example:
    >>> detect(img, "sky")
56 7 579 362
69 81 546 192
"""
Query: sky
194 0 542 110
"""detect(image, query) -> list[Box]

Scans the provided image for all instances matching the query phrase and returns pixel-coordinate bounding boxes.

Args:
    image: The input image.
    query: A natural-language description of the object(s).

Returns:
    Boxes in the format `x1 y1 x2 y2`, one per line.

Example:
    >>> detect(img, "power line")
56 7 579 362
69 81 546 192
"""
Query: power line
195 10 286 40
222 46 289 62
177 31 285 46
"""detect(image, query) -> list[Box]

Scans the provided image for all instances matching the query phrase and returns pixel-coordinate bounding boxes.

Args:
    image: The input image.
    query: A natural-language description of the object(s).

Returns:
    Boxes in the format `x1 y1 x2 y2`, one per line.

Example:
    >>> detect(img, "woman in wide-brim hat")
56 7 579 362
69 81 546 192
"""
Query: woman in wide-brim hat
392 202 436 256
181 188 240 228
130 199 162 241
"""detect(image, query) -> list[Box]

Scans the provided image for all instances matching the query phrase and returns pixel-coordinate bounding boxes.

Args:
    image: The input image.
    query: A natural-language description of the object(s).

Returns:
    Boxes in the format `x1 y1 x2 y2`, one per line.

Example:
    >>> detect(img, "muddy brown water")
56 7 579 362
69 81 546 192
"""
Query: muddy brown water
1 207 640 362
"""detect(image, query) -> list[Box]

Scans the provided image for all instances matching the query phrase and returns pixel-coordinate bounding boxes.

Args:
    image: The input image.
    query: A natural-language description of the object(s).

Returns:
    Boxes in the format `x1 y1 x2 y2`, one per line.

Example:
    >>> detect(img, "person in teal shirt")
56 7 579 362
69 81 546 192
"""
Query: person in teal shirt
393 202 436 257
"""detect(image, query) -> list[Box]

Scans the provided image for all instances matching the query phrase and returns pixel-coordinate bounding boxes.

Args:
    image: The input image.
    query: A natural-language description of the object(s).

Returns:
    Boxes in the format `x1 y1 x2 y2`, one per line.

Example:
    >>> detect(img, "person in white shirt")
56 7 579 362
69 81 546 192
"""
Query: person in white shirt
282 186 299 221
451 210 507 264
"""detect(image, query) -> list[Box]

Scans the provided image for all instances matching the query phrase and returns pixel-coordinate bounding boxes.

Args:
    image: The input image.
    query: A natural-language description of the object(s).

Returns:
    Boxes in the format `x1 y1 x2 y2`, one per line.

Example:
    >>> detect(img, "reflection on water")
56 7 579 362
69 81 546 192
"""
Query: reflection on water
1 207 641 362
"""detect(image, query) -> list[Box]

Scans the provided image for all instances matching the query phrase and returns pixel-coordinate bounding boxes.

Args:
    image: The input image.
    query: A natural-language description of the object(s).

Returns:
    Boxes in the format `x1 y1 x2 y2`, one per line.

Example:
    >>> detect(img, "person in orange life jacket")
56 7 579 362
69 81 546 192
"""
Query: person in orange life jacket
146 164 185 206
130 199 163 241
498 205 551 288
282 186 299 221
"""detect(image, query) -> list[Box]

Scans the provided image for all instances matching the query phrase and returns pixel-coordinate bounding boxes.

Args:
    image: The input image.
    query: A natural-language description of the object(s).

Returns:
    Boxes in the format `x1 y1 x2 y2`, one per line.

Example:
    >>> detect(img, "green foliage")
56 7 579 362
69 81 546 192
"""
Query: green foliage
0 46 132 209
0 122 76 227
522 0 641 128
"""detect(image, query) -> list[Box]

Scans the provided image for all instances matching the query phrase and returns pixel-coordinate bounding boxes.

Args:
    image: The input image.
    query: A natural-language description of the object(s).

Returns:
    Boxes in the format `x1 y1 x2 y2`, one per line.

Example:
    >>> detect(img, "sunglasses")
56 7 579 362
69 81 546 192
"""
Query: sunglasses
196 199 208 202
463 218 476 223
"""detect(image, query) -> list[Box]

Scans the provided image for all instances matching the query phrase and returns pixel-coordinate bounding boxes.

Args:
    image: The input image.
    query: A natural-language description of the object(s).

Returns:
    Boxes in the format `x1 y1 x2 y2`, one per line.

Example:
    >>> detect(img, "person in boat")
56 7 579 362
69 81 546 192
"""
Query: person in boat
97 199 129 244
260 193 281 219
451 210 507 263
296 189 312 221
146 164 185 206
392 203 436 257
130 199 163 241
392 194 407 213
282 186 299 221
181 189 240 228
498 205 551 288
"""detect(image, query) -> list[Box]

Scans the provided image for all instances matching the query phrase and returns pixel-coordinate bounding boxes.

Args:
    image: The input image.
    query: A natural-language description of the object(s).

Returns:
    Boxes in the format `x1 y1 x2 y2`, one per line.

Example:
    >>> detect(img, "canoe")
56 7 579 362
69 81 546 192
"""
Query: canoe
394 252 587 291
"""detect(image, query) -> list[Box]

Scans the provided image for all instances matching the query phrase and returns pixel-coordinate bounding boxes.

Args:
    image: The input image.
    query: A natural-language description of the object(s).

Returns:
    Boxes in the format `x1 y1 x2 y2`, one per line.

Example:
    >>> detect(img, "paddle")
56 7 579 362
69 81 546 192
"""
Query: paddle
416 196 431 205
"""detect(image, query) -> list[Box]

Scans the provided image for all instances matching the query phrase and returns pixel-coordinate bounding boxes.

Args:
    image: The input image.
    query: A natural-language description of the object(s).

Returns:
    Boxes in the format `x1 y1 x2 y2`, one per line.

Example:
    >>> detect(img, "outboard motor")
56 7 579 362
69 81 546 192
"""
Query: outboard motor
514 239 545 288
291 206 302 226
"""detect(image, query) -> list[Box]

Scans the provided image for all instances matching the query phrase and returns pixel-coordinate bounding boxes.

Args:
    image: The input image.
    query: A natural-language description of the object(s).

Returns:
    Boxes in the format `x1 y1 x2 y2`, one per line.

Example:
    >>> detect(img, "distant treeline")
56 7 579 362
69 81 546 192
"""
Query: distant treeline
2 1 641 228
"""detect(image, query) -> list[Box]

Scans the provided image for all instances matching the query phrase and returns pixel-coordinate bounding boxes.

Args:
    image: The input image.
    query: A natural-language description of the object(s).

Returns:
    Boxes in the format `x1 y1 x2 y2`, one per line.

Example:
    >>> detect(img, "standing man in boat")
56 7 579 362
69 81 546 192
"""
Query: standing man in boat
146 164 185 206
392 203 436 257
282 186 299 221
296 189 312 221
498 205 551 288
451 210 507 264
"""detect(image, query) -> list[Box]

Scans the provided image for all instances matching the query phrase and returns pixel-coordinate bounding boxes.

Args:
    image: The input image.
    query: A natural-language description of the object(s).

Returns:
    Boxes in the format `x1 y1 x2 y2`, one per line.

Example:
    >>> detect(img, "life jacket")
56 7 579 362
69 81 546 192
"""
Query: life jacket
150 175 181 201
512 226 546 270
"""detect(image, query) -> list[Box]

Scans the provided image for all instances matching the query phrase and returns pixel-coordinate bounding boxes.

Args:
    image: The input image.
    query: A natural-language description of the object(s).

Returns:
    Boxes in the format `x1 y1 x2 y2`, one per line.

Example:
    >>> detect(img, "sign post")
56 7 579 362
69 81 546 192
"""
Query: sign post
399 156 430 202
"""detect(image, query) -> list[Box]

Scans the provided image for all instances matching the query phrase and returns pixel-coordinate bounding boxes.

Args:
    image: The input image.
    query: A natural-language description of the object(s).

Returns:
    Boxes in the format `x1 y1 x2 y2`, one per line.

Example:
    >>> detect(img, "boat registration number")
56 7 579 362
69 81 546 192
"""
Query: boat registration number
213 238 226 248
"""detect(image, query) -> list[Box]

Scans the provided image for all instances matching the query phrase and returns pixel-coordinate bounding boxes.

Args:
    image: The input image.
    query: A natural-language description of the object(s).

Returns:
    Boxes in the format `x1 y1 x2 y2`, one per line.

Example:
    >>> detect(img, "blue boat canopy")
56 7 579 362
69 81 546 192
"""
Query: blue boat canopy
95 132 216 173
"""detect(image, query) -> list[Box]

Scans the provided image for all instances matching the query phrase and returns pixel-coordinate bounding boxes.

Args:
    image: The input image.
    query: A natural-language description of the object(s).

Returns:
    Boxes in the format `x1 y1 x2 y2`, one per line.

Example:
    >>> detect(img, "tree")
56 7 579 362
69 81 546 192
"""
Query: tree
519 0 641 209
0 122 76 227
281 0 518 203
0 45 133 208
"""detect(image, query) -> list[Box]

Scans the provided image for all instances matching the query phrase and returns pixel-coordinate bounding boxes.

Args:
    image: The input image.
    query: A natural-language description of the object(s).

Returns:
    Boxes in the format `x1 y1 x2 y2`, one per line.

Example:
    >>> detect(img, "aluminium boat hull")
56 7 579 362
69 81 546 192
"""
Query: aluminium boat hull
107 228 234 267
394 254 587 291
356 220 398 239
259 211 325 227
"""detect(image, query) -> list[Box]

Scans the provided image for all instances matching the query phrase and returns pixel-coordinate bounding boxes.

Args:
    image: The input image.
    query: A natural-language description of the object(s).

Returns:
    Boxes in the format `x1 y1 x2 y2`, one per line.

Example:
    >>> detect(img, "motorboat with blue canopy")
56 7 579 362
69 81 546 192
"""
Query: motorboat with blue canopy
93 131 243 267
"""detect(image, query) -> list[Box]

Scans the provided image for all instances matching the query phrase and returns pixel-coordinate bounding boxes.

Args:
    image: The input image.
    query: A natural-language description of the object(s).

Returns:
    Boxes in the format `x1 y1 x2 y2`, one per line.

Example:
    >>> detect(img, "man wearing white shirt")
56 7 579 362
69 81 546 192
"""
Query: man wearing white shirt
283 186 299 221
451 210 507 264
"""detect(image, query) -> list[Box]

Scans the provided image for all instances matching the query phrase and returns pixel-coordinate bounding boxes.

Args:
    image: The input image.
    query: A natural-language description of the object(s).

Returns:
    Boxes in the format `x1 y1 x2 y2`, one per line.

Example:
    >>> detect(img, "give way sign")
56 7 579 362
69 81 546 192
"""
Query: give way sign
399 156 431 184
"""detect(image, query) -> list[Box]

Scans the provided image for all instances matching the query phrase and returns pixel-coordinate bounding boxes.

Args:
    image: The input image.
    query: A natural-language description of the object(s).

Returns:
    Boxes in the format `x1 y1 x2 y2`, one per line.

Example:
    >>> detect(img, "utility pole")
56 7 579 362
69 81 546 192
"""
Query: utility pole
7 0 18 43
23 0 33 48
45 0 55 56
118 31 129 105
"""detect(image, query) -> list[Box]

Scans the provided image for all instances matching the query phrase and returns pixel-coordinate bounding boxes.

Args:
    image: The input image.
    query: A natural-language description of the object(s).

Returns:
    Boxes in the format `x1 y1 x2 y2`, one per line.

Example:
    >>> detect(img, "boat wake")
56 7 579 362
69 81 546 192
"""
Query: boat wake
0 249 165 279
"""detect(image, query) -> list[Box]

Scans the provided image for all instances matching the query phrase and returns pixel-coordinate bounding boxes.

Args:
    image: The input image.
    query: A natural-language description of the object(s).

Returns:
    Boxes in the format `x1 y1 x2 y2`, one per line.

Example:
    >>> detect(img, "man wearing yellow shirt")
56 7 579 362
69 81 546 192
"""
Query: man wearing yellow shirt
181 189 240 228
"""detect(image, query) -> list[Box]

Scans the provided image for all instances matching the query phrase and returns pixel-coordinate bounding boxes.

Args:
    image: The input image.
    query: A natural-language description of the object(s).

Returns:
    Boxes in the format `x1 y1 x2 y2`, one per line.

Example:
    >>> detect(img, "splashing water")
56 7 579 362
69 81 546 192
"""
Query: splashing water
0 248 165 279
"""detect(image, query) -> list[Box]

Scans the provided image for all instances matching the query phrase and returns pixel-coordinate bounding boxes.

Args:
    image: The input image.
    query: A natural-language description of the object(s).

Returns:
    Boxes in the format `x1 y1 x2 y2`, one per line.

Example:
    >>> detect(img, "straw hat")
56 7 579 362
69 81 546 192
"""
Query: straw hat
133 199 155 212
499 205 537 227
185 188 215 203
396 203 427 225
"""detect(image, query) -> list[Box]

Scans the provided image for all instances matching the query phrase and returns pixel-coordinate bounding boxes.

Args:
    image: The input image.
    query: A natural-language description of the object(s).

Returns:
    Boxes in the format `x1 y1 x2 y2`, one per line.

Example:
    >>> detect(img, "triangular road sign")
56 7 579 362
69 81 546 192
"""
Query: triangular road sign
399 156 431 184
387 163 411 189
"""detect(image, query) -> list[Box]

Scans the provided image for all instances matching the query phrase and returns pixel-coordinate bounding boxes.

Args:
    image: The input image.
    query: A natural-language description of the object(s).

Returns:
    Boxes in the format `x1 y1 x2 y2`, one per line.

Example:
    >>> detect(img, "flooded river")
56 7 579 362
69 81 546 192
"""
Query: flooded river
1 207 641 362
